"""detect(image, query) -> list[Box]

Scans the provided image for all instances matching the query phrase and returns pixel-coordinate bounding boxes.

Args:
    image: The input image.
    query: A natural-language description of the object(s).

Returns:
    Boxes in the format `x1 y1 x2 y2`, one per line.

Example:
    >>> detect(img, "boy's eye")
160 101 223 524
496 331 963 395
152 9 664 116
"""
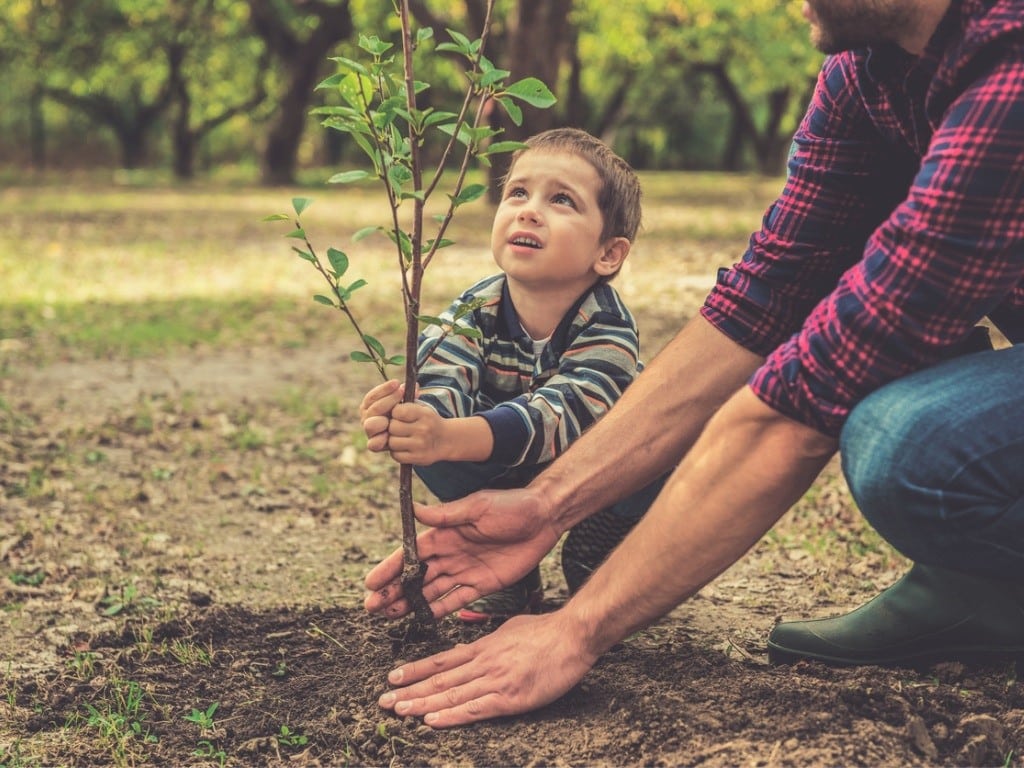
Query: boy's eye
506 186 528 199
552 192 577 208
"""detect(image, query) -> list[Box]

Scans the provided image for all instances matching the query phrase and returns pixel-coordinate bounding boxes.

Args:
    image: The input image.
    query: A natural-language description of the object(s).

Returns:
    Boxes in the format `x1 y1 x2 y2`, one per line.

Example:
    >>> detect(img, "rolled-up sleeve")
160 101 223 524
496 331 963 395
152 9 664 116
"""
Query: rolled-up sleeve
704 51 1024 436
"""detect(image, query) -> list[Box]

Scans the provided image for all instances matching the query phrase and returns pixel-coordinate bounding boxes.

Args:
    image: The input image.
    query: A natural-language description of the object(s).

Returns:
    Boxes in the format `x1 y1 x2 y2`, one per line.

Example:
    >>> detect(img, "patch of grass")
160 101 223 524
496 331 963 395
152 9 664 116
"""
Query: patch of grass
169 638 213 666
72 677 158 768
0 175 775 365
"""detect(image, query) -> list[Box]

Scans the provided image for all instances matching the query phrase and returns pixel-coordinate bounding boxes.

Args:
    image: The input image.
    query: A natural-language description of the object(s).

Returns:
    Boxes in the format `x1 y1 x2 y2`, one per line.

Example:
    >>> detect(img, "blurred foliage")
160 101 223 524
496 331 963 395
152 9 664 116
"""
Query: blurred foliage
0 0 823 177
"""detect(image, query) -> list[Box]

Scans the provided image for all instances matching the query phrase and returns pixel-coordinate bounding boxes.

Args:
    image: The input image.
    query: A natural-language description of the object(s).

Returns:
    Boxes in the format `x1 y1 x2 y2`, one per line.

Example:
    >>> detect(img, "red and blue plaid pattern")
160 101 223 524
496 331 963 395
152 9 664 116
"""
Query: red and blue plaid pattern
703 0 1023 436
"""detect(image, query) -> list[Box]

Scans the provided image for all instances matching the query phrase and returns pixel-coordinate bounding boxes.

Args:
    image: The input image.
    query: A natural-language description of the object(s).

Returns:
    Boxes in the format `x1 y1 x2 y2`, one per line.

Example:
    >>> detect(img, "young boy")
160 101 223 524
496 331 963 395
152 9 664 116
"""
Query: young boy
359 127 662 622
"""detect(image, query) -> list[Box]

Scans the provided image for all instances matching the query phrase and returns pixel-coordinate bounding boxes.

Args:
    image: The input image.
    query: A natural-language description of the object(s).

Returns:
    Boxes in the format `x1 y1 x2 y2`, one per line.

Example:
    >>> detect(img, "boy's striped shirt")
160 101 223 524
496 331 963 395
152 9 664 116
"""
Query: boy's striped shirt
416 274 641 467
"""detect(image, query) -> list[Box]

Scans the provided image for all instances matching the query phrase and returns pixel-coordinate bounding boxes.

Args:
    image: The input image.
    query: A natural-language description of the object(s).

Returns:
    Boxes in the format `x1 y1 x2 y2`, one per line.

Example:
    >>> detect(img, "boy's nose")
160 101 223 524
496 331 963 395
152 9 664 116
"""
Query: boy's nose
517 206 541 224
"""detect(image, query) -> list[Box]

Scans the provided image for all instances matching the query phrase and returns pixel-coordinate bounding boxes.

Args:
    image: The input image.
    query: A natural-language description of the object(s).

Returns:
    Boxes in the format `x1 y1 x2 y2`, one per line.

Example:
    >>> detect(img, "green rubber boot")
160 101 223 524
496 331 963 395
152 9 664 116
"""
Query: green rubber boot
768 563 1024 666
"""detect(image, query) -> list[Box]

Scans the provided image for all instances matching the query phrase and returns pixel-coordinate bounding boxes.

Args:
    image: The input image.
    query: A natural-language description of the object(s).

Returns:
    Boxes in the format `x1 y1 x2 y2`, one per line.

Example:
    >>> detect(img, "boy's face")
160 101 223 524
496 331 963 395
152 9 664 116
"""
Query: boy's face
491 150 625 300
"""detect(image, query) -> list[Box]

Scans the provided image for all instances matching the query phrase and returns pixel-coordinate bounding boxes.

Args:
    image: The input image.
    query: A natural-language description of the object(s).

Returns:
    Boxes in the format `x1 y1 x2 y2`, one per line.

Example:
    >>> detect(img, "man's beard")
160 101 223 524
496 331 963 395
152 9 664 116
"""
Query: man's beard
806 0 917 54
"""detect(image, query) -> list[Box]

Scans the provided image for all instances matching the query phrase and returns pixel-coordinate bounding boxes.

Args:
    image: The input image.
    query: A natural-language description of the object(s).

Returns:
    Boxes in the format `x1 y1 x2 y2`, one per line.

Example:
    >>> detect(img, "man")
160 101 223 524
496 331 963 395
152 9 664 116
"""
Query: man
364 0 1024 727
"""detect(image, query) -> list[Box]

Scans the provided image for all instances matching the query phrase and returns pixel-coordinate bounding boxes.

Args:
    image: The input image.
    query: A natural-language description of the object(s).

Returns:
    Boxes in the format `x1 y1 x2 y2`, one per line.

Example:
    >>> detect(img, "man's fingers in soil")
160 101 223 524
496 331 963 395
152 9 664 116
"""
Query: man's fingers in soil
363 578 404 615
364 548 405 591
380 643 489 714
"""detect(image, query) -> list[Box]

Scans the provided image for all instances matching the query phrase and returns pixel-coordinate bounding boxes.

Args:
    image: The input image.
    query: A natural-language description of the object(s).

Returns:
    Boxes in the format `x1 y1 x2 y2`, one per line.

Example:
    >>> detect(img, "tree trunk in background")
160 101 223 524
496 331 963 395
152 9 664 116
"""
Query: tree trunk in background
695 61 798 176
249 0 354 186
485 0 573 201
29 85 46 170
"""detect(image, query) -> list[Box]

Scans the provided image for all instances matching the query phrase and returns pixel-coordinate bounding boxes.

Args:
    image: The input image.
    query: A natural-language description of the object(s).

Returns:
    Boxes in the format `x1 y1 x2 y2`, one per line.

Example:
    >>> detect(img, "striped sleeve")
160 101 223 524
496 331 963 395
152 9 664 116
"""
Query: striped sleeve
414 280 499 420
483 285 641 467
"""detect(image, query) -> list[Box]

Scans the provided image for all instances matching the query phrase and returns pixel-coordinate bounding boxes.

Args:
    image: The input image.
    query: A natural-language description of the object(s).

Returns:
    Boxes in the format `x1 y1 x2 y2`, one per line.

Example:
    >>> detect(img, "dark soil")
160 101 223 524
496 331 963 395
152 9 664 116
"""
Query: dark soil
3 344 1023 767
14 603 1024 767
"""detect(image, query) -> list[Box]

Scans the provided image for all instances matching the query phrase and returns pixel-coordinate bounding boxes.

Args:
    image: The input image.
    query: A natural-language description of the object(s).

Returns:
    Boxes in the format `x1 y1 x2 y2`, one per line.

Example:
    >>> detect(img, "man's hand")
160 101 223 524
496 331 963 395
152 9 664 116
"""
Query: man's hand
377 611 597 727
364 488 560 619
359 380 404 453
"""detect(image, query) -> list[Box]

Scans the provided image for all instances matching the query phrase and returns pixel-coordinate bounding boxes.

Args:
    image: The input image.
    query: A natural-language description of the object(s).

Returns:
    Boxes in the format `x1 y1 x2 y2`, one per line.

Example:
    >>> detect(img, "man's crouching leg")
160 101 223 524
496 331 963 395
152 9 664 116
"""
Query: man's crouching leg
768 343 1024 666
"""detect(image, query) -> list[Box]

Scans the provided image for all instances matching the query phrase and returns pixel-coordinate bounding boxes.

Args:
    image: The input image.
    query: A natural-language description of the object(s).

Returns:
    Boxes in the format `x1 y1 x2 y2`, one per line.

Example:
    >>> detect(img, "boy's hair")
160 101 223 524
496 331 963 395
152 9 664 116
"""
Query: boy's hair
507 127 642 245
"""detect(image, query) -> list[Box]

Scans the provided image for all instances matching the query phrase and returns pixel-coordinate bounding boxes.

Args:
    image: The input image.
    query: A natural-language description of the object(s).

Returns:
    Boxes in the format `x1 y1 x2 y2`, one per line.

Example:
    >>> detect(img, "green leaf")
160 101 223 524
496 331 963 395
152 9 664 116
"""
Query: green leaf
346 279 367 294
313 295 335 307
416 27 433 45
353 226 381 242
338 72 374 110
262 213 290 222
327 248 348 276
284 228 306 240
453 297 487 319
387 164 413 195
445 28 473 53
386 355 406 366
483 140 529 156
502 77 557 108
327 56 369 76
437 122 474 147
423 110 458 129
327 170 370 184
350 351 374 363
417 315 445 327
494 97 522 126
292 197 312 217
479 68 510 88
315 72 347 90
362 335 386 357
359 34 392 57
454 326 483 340
451 184 487 206
291 247 315 262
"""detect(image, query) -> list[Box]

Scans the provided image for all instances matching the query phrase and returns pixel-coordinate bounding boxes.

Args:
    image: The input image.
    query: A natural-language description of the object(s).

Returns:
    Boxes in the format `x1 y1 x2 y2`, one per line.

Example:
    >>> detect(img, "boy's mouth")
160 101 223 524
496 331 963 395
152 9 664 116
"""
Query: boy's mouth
510 235 542 249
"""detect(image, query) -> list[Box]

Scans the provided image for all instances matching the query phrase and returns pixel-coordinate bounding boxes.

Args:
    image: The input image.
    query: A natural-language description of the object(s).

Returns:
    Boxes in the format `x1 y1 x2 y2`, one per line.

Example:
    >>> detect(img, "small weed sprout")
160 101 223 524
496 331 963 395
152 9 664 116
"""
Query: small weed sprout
67 650 97 680
266 0 553 627
193 739 227 766
99 584 161 617
8 570 45 587
277 724 308 748
184 701 219 732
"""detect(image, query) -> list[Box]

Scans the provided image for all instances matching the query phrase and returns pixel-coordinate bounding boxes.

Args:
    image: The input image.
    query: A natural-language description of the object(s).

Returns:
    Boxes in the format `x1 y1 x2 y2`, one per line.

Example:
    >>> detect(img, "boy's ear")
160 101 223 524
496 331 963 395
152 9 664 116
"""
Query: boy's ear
593 237 631 277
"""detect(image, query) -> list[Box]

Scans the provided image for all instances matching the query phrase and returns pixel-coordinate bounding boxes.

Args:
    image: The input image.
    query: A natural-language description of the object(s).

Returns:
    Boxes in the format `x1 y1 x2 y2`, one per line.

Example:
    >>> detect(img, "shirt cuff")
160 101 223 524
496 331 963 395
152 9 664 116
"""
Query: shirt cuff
479 405 531 465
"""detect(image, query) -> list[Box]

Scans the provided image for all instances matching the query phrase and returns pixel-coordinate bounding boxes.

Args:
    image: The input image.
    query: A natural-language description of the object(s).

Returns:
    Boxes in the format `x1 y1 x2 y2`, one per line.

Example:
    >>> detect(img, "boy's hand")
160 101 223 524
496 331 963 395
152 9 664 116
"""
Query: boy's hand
359 380 404 453
386 402 449 465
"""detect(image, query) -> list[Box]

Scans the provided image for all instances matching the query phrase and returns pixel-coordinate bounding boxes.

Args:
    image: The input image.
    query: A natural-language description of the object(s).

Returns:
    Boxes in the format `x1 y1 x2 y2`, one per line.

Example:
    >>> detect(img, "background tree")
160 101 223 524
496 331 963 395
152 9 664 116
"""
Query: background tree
0 3 824 176
575 0 820 173
405 0 573 200
248 0 354 185
166 0 271 179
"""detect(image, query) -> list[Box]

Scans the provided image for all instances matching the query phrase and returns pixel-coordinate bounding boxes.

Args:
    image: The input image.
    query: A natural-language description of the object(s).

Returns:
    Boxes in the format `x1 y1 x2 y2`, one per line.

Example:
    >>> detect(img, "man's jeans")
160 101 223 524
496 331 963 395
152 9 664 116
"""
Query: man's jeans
840 343 1024 581
415 459 665 521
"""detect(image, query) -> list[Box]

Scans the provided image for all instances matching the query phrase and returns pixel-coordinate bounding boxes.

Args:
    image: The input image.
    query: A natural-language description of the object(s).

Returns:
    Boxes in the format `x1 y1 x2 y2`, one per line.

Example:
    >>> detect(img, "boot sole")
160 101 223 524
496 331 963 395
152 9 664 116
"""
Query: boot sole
767 640 1024 668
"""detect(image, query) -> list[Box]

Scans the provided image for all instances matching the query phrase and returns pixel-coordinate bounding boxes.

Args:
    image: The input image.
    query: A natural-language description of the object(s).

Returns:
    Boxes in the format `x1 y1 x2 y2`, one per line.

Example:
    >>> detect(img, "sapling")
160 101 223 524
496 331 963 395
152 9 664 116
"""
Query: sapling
266 1 554 628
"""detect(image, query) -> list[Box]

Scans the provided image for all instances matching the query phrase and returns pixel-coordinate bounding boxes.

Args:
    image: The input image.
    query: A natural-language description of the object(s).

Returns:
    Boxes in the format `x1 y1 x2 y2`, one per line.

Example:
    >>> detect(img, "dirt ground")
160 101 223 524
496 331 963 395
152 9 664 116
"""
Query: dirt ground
3 330 1024 766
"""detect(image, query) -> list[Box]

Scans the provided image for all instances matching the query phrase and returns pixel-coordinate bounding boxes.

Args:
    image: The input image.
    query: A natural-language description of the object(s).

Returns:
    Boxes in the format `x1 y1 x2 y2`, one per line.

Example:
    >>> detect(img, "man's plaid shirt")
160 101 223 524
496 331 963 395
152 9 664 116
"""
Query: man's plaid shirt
703 0 1024 436
416 274 641 467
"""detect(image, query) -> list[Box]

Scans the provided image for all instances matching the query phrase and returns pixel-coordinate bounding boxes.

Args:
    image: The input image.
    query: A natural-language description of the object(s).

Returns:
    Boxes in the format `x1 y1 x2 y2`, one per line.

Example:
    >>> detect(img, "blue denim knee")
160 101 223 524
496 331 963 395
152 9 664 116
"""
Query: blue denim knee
840 344 1024 580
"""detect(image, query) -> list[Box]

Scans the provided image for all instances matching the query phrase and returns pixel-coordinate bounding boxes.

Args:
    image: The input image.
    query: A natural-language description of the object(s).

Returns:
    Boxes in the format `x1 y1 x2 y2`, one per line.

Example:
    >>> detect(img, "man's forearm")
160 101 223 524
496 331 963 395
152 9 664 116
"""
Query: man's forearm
563 387 838 657
534 315 764 535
